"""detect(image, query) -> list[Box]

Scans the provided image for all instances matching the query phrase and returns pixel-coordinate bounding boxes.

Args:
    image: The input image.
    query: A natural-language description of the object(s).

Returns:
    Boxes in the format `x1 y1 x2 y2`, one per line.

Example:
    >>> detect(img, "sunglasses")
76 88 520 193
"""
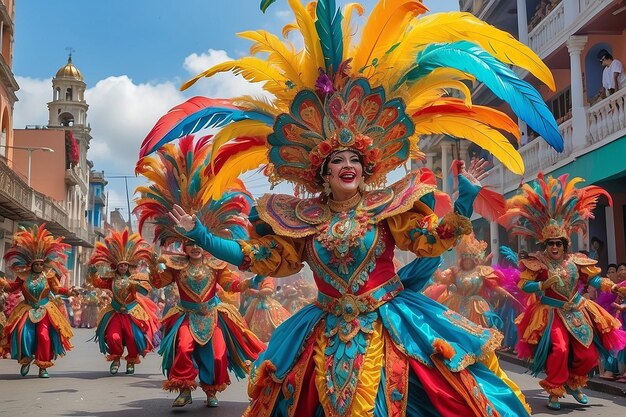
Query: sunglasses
546 240 563 247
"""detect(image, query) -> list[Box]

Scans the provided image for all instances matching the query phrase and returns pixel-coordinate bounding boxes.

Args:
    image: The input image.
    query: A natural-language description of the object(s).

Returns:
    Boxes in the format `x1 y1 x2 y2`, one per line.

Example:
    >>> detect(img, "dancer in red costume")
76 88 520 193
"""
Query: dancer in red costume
500 173 626 410
135 136 265 408
88 228 159 375
0 225 72 378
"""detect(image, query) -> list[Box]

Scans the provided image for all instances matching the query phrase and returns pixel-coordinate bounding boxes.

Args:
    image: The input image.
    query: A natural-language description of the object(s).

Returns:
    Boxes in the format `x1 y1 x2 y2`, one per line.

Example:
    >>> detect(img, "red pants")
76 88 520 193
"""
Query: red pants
543 315 598 389
169 318 229 392
32 315 53 366
105 314 139 361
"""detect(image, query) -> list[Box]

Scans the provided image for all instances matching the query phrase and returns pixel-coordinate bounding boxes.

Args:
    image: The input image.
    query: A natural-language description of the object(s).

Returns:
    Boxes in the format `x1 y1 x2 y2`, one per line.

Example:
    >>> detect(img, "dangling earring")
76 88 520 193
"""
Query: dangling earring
323 178 331 196
358 181 366 193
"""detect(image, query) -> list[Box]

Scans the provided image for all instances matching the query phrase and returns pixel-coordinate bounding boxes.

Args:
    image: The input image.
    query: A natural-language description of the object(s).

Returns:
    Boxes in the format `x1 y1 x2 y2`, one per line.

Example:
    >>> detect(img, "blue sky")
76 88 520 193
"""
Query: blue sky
13 0 459 220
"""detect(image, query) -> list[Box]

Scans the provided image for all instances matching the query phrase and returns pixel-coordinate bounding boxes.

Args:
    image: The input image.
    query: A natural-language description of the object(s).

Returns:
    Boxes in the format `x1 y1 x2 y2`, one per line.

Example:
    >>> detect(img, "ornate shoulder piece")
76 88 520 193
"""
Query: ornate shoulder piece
204 255 228 270
569 253 598 267
364 170 436 222
476 265 495 276
160 254 190 271
256 194 322 238
519 255 545 272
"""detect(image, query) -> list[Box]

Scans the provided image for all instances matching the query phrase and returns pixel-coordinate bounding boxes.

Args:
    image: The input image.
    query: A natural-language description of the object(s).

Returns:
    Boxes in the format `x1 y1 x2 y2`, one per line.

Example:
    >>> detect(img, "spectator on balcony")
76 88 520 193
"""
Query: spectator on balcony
598 49 625 97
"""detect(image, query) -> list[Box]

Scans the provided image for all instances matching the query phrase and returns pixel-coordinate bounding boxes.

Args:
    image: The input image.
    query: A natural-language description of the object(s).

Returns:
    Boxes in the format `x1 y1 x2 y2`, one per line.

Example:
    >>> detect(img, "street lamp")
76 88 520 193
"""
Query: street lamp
4 145 55 186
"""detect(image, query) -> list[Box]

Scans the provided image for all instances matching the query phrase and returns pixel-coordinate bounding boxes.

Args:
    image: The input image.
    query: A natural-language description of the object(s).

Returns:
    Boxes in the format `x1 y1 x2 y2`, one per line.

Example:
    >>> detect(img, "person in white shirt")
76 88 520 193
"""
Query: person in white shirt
598 49 625 97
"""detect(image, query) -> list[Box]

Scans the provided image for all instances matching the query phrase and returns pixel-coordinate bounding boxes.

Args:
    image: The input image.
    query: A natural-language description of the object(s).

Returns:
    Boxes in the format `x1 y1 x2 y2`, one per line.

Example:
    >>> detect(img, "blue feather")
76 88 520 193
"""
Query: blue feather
403 41 563 152
499 246 518 267
315 0 344 73
148 107 273 156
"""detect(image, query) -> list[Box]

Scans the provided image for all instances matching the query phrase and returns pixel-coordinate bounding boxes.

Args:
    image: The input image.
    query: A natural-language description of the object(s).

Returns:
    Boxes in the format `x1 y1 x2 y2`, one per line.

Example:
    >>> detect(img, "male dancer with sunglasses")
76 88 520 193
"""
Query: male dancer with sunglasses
500 173 626 411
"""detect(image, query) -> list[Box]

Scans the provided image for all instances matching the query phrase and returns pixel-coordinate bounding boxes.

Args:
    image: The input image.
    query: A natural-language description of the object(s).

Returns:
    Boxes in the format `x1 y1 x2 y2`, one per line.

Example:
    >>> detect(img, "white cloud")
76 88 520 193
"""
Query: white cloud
182 48 269 99
14 77 51 128
85 75 185 173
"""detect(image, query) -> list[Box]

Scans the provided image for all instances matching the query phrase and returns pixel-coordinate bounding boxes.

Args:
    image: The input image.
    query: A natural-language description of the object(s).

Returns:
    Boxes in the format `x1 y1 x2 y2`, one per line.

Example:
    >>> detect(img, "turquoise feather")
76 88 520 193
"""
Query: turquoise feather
403 41 563 152
315 0 344 73
154 107 274 154
260 0 277 13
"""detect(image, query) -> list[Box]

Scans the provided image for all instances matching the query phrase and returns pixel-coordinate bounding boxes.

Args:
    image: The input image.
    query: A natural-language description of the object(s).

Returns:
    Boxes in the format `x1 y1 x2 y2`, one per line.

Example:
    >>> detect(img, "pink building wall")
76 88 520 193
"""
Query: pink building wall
13 129 67 202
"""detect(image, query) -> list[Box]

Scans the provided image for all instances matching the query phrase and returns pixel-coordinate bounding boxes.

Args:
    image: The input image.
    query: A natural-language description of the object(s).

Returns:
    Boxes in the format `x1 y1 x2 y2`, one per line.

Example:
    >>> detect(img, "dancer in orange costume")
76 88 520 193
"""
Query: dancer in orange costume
88 228 159 375
500 173 626 410
0 225 72 378
243 277 291 343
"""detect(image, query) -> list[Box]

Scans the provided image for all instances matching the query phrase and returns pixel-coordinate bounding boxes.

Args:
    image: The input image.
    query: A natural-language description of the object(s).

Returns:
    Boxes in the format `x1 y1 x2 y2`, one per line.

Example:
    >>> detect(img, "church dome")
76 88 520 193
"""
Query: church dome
55 55 83 81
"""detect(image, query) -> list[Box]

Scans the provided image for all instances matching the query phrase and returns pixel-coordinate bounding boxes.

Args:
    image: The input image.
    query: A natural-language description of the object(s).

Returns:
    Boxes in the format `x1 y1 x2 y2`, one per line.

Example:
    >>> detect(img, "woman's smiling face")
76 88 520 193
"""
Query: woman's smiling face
325 150 364 200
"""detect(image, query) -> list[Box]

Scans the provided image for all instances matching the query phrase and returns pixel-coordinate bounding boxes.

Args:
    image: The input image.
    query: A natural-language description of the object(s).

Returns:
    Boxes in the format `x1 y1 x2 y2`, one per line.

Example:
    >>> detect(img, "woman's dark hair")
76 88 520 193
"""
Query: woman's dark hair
606 263 618 273
591 236 604 247
618 262 626 270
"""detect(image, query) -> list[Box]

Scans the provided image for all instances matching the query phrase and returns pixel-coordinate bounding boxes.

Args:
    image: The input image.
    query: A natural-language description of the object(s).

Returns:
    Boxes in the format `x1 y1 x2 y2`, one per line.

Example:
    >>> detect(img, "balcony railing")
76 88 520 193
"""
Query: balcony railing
528 0 614 58
483 95 623 194
587 87 626 145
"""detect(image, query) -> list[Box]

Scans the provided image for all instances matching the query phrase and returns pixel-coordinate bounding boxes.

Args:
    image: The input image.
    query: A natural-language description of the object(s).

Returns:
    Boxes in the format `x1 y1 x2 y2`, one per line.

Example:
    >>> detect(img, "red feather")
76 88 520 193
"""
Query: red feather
137 97 235 163
474 186 507 221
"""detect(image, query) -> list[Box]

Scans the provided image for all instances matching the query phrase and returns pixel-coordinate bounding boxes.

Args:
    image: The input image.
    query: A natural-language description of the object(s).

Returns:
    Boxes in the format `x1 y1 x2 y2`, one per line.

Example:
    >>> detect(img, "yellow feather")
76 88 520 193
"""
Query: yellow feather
403 68 474 110
202 145 268 202
385 12 555 91
287 0 324 86
209 120 272 169
282 22 298 38
412 114 524 174
341 3 365 56
238 30 305 90
351 0 428 77
234 95 283 115
180 57 288 95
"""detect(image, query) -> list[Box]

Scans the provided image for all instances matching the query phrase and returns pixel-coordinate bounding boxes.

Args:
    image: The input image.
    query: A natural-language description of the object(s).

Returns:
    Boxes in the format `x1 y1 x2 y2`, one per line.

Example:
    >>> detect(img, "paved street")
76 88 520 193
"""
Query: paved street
1 328 625 416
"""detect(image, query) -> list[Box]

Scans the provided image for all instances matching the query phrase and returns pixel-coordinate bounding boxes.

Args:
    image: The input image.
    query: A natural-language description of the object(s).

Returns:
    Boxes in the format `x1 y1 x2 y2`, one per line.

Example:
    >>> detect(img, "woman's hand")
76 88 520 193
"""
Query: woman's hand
168 204 196 232
467 158 490 183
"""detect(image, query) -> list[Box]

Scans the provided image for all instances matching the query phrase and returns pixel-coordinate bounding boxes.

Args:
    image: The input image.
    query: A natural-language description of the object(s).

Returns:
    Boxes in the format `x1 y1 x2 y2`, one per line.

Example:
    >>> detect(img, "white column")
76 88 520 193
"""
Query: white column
518 119 529 146
606 205 616 264
440 142 451 194
566 35 588 150
516 0 529 45
490 220 500 264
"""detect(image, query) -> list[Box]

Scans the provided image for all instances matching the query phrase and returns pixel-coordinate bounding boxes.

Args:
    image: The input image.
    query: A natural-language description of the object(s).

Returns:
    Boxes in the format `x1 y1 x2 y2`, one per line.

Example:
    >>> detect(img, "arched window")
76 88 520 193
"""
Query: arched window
65 87 73 101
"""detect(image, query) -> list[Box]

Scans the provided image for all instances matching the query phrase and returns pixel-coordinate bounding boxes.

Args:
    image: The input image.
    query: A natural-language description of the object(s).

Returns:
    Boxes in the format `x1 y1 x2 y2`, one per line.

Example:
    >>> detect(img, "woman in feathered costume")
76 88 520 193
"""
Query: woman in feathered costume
242 276 291 343
138 0 567 415
87 228 159 375
434 233 518 330
0 225 72 378
500 173 626 410
134 135 265 408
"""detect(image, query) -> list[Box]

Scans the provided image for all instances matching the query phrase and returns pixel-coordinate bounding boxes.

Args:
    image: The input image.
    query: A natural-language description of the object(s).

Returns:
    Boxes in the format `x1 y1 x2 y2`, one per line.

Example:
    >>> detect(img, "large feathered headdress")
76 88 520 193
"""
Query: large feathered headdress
456 233 487 263
3 224 70 274
499 173 612 243
136 0 562 198
89 228 154 269
134 135 253 245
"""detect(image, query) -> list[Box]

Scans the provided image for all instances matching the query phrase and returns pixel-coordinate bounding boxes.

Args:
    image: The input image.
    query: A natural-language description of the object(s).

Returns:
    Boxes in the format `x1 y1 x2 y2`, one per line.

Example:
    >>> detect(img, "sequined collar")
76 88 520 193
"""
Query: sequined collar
328 192 362 213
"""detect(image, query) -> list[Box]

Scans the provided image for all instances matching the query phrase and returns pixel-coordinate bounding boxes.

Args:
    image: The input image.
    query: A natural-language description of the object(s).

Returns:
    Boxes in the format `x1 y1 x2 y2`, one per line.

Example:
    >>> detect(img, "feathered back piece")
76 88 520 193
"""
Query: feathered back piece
89 228 154 268
499 173 612 243
134 135 253 245
456 233 487 263
137 0 563 199
3 224 70 274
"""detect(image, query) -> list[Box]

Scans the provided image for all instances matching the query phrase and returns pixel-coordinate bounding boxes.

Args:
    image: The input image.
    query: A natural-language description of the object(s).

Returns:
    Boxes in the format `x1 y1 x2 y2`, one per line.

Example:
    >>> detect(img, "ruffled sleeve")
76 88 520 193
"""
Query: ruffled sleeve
239 235 306 277
386 200 472 257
